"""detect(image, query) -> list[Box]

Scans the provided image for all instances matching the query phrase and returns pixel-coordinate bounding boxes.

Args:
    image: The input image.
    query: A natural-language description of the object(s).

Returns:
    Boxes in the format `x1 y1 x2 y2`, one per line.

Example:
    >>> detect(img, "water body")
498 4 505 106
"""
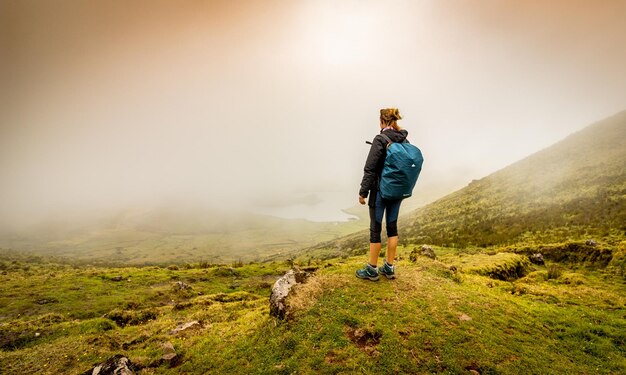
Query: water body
251 191 359 222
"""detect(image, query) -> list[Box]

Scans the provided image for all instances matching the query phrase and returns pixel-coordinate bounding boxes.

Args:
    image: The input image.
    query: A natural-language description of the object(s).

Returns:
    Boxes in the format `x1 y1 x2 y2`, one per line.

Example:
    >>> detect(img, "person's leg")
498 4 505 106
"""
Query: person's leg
369 192 386 265
384 198 402 264
356 195 384 281
367 205 382 265
387 236 398 265
378 198 402 279
369 243 382 266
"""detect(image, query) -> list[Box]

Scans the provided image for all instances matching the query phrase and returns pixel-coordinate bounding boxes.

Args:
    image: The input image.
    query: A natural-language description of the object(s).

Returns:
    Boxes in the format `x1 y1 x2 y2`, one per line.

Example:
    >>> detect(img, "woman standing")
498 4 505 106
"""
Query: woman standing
356 108 408 281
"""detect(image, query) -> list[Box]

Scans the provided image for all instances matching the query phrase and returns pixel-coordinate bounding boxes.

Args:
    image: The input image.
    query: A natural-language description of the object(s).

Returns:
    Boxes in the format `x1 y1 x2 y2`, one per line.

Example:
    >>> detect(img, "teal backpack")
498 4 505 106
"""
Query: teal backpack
379 134 423 200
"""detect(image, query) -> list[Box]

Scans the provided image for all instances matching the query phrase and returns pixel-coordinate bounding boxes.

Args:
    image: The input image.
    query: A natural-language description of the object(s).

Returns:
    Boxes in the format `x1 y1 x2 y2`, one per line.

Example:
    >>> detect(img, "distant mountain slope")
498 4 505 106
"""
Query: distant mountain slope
0 206 367 265
400 110 626 247
314 111 626 253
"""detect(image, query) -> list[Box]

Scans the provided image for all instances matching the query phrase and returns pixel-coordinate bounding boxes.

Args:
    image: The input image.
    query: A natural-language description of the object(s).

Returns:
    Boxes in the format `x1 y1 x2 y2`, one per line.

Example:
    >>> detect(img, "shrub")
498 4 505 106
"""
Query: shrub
561 272 585 285
107 309 157 327
547 264 562 280
607 241 626 276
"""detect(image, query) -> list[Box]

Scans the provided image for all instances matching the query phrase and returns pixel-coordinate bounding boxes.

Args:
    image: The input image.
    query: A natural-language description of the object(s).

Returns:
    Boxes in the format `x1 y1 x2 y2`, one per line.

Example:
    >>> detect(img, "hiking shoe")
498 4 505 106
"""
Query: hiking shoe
379 260 396 279
356 264 380 281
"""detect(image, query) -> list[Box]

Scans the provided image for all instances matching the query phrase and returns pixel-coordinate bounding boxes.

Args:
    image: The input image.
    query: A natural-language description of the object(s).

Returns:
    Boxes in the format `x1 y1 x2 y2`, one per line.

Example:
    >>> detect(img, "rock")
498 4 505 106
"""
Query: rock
111 276 123 282
169 320 201 335
528 253 545 265
459 313 472 321
420 245 437 259
586 239 597 247
410 245 436 262
172 281 191 290
36 298 58 305
269 269 310 320
82 354 137 375
159 341 180 366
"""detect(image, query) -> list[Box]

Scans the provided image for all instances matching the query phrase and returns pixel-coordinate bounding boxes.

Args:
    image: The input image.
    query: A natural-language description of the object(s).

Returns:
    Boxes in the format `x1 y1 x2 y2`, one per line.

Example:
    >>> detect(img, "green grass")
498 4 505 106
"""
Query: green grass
1 245 624 374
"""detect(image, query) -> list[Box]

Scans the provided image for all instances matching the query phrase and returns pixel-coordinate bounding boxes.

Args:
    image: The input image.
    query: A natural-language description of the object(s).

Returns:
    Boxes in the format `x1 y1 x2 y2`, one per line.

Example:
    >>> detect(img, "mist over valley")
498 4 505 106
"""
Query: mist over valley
1 1 626 374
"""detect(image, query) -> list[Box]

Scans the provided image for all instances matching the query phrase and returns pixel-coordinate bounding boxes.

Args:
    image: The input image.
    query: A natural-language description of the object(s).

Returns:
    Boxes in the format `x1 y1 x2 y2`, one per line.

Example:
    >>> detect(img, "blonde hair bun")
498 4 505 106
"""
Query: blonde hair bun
380 108 403 130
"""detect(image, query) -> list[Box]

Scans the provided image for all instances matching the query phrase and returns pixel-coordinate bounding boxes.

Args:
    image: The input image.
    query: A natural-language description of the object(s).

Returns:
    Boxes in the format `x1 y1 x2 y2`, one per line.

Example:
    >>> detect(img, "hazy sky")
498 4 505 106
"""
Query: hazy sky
1 0 626 227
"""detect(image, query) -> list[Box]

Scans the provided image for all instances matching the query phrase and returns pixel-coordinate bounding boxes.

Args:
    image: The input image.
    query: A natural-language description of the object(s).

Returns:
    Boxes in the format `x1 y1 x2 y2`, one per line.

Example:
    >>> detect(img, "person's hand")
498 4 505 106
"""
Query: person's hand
359 196 366 205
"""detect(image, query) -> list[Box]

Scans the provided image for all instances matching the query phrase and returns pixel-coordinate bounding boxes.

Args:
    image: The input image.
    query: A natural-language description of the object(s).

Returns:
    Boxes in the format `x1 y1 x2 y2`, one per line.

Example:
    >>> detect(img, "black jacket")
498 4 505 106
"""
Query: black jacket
359 128 409 204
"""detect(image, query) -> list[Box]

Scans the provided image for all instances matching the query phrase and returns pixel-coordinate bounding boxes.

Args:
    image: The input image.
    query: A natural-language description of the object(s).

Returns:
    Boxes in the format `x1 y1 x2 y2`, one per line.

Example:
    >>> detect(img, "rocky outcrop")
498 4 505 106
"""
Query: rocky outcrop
269 269 311 320
409 245 436 262
529 253 545 265
82 354 138 375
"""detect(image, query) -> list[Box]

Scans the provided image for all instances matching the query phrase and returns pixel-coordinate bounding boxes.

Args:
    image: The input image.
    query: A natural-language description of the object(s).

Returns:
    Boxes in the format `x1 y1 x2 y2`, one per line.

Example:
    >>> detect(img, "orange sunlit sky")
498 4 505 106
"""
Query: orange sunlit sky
1 0 626 227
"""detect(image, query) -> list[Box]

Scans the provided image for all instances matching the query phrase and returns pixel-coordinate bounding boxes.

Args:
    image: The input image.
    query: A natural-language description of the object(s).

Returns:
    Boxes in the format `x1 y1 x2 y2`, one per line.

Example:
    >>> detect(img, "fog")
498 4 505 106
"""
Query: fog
2 0 626 229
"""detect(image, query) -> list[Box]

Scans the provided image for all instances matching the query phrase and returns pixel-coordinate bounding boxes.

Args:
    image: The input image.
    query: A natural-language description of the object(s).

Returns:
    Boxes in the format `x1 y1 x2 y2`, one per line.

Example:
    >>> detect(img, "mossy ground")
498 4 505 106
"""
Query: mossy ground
1 245 625 374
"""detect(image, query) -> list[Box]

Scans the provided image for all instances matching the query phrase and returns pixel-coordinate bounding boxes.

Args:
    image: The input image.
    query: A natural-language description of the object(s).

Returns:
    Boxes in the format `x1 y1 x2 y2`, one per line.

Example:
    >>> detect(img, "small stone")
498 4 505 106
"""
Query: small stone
162 341 175 354
459 313 472 321
173 281 191 290
528 253 545 265
162 353 176 361
158 341 180 366
35 332 40 337
169 320 201 335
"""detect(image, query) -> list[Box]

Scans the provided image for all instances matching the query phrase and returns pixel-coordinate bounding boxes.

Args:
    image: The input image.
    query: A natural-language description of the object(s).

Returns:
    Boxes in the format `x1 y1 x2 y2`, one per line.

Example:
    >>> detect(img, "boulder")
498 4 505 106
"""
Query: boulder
269 269 310 320
82 354 137 375
529 253 545 265
420 245 437 259
409 245 436 262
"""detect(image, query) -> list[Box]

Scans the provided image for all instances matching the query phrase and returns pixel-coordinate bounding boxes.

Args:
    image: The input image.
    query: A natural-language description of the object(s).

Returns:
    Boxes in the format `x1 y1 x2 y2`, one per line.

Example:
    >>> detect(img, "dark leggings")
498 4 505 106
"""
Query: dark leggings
369 191 402 243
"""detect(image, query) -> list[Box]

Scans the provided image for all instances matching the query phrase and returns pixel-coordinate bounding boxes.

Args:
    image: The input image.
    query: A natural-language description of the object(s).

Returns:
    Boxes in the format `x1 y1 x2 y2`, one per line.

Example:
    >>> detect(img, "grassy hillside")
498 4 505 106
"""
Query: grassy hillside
314 111 626 255
402 110 626 247
1 245 624 374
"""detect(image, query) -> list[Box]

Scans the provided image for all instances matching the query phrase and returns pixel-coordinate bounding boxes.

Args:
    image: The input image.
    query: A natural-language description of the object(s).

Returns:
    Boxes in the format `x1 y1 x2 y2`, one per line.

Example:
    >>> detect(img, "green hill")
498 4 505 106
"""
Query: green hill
1 246 625 374
314 110 626 256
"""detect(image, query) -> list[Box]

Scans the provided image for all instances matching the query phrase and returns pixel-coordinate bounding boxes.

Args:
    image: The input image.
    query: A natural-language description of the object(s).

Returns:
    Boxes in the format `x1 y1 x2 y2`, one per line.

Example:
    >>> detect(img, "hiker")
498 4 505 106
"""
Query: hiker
356 108 411 281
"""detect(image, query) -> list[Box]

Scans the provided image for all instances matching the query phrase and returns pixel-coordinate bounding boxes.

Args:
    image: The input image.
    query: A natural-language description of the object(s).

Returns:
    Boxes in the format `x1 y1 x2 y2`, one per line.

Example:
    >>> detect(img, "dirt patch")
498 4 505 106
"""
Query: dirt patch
344 325 382 356
106 308 157 327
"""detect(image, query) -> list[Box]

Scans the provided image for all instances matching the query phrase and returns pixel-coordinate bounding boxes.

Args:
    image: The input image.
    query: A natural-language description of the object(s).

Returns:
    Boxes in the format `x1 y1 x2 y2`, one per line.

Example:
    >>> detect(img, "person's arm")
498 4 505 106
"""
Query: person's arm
359 136 385 201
